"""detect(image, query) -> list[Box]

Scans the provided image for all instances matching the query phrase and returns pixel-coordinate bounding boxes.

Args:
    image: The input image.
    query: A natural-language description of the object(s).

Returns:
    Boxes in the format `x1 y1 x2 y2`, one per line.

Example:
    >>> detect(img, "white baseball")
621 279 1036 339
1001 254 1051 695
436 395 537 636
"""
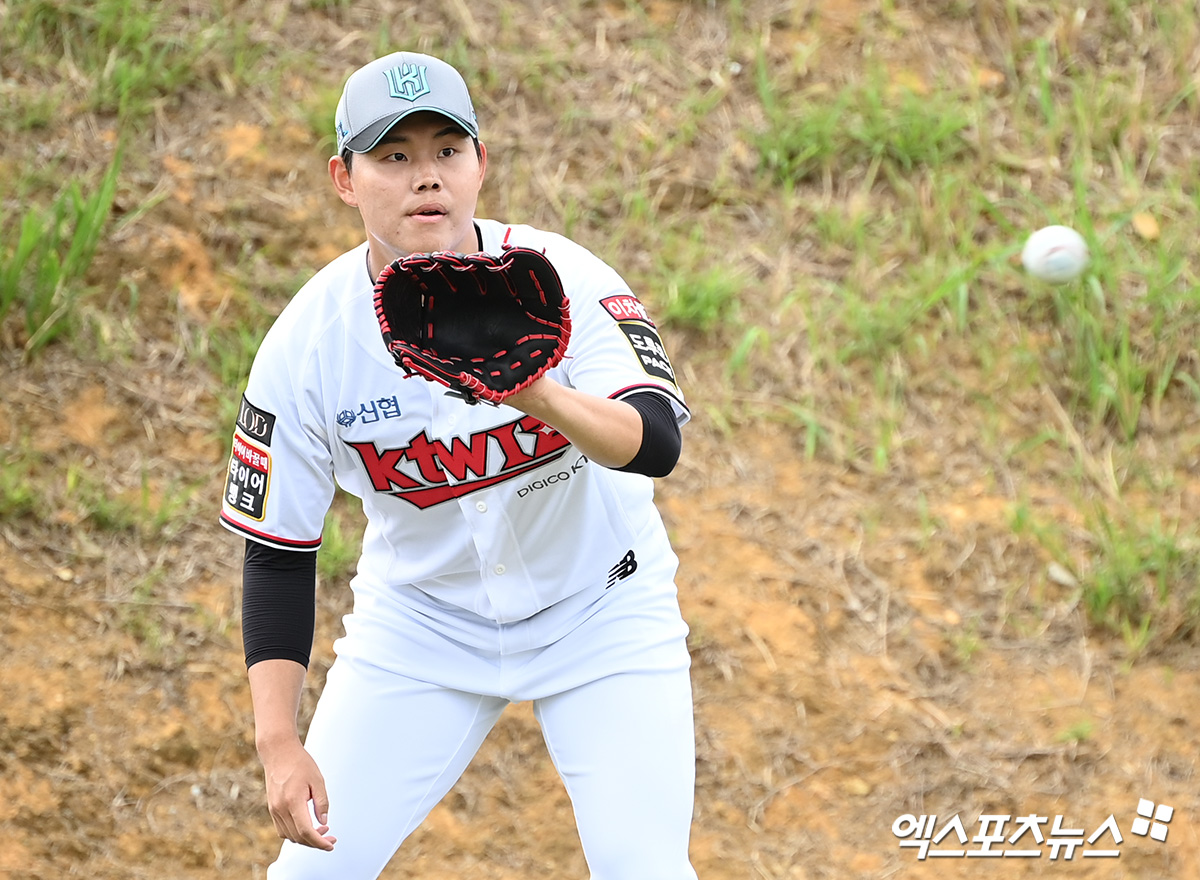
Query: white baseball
1021 225 1089 283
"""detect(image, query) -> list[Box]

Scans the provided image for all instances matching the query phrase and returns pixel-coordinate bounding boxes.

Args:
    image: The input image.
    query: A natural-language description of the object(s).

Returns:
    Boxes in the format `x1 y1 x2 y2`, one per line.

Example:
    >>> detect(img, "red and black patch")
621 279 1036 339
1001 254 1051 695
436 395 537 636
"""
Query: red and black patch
600 294 656 327
224 434 270 520
600 294 676 384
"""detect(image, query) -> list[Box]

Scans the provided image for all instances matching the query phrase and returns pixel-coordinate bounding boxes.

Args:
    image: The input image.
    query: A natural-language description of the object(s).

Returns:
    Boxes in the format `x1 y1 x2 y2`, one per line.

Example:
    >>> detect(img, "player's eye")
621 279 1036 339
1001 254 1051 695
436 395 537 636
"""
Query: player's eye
387 152 408 162
438 147 456 158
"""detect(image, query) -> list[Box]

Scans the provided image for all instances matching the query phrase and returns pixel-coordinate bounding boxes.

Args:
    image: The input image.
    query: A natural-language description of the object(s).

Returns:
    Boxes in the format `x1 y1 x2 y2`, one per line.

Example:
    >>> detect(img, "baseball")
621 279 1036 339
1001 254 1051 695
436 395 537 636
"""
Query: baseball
1020 225 1089 283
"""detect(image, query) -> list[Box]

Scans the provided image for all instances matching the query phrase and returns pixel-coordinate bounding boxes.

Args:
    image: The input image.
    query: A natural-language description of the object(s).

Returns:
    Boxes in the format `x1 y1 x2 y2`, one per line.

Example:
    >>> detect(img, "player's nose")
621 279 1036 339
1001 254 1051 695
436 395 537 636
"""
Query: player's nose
412 162 442 192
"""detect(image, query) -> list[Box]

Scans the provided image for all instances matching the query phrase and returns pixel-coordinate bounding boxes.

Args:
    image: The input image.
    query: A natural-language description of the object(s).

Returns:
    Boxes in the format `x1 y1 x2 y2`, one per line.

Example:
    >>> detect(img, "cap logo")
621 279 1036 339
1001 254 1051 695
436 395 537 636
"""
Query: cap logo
383 63 430 102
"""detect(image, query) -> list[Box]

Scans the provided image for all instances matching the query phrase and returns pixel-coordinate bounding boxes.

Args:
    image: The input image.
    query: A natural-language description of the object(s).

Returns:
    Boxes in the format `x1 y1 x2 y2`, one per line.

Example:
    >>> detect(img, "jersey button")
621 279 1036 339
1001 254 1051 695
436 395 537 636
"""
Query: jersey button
475 501 488 513
494 564 506 575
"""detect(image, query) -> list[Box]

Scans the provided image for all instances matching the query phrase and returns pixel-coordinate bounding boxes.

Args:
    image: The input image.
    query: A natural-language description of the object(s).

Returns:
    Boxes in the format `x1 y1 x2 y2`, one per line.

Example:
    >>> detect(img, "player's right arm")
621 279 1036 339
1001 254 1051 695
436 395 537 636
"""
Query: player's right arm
218 263 361 849
248 657 337 851
243 539 335 850
219 288 345 851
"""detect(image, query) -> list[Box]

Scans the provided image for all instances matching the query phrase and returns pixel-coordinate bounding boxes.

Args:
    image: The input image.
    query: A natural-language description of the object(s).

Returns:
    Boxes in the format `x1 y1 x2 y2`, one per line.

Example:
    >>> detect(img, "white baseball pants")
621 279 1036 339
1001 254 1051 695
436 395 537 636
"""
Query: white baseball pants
266 574 698 879
267 660 698 879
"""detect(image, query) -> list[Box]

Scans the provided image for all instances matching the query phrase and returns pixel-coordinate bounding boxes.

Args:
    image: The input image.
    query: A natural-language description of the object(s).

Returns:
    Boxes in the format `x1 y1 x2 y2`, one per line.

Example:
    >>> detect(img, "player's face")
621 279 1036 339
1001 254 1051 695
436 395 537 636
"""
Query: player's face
329 112 487 277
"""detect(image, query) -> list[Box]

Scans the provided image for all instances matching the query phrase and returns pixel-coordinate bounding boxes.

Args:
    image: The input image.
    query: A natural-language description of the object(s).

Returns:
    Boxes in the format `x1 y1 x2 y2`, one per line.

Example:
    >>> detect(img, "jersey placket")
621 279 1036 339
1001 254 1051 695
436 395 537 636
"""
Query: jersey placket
426 390 539 626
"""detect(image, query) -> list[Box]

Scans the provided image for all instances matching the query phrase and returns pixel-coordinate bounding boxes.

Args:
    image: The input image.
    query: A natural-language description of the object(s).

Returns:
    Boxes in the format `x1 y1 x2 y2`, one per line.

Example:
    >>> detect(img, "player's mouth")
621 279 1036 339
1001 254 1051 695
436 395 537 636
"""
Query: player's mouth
410 203 448 222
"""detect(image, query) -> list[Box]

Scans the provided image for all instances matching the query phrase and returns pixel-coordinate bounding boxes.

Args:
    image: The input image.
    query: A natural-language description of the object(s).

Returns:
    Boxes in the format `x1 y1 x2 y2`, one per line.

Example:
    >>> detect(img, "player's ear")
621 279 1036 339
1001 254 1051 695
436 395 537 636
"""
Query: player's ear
476 141 488 186
329 154 358 207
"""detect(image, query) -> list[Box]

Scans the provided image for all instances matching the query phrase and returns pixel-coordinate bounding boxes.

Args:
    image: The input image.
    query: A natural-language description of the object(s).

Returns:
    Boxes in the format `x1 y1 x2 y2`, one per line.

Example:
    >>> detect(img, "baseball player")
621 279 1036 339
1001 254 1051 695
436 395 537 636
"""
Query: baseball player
220 51 698 879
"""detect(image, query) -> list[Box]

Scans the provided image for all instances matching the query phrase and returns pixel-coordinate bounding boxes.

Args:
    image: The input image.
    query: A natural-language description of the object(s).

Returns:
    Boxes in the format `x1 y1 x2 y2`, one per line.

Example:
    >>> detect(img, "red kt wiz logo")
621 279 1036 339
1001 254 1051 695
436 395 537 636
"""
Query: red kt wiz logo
346 415 571 509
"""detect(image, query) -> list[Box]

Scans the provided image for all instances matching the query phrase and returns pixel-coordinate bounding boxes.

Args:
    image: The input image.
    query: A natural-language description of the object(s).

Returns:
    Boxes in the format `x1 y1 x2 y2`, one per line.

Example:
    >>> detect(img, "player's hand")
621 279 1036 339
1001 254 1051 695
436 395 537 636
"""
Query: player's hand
259 738 337 851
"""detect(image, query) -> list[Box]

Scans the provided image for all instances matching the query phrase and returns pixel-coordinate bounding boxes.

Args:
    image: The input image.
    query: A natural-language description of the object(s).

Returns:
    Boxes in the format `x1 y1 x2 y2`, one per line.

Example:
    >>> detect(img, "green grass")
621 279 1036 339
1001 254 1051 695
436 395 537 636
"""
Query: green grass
754 57 972 188
318 501 364 583
196 317 272 431
2 0 269 123
1082 511 1197 635
0 147 123 355
1023 211 1200 441
0 450 39 521
658 263 745 333
4 6 1200 874
1 0 1197 663
1012 494 1200 648
117 565 177 664
7 0 197 119
63 462 200 539
1055 719 1095 744
738 15 1200 472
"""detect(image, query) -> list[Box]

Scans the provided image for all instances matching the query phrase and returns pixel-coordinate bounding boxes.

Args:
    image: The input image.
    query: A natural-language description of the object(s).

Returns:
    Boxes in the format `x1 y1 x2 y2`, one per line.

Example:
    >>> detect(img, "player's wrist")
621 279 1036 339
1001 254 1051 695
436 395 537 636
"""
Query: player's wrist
506 374 559 415
255 727 303 758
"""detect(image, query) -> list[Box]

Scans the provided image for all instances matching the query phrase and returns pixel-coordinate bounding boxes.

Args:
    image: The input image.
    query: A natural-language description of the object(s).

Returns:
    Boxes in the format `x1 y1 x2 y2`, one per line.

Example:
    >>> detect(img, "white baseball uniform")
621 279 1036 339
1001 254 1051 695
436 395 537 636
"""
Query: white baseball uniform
220 219 698 879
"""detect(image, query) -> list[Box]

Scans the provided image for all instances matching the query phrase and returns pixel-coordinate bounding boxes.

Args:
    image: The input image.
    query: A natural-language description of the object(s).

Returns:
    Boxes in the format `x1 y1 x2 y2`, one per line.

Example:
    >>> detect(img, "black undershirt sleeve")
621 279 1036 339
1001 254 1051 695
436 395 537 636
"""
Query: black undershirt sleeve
241 539 317 670
616 391 683 478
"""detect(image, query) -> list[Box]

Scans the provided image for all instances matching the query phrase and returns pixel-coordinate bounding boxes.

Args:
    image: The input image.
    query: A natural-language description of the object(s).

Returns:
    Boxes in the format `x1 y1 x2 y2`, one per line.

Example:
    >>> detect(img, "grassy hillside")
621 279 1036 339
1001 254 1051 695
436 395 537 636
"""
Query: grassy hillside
1 1 1198 878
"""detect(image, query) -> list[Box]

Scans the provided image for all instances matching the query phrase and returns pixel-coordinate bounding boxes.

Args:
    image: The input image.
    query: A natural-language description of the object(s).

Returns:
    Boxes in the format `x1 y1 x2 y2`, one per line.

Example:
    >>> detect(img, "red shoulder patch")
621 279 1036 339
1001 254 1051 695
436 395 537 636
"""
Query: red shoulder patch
600 294 656 327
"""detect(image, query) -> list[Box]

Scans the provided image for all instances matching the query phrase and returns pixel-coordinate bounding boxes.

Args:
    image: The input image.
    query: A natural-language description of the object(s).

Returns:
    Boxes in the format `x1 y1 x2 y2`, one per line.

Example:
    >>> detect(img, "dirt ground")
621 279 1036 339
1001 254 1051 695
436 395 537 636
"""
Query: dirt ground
4 381 1198 879
2 1 1198 878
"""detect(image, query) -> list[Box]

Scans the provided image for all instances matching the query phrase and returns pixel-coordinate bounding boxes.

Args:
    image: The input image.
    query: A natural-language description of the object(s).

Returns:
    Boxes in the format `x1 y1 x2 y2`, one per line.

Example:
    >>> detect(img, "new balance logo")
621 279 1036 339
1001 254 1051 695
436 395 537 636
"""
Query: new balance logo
606 550 637 588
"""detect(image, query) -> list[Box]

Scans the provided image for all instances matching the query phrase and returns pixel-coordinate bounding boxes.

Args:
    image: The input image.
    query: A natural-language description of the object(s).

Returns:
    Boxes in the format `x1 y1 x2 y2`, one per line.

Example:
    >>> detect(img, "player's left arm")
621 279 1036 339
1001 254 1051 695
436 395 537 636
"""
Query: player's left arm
505 236 686 473
507 380 680 475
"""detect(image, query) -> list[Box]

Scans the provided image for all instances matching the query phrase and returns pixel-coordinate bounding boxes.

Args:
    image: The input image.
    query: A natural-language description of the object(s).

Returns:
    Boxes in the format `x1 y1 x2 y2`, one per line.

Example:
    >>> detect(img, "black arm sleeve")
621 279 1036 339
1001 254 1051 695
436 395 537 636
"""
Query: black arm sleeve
241 539 317 670
615 391 683 478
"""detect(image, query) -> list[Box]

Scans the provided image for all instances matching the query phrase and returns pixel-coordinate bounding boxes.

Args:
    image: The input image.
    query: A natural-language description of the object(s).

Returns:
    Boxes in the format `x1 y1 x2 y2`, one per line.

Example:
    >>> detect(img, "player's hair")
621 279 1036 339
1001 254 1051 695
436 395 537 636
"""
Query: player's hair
342 137 482 174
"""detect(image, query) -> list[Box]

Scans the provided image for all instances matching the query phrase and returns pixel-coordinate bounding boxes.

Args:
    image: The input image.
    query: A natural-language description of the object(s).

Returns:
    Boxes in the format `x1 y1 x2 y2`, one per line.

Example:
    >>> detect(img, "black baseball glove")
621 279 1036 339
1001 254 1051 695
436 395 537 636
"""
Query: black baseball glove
373 247 572 405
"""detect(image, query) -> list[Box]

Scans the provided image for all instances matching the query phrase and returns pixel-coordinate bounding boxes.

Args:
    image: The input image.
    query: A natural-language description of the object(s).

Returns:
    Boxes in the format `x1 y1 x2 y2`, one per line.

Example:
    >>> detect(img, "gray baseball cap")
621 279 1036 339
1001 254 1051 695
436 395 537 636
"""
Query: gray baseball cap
334 52 479 155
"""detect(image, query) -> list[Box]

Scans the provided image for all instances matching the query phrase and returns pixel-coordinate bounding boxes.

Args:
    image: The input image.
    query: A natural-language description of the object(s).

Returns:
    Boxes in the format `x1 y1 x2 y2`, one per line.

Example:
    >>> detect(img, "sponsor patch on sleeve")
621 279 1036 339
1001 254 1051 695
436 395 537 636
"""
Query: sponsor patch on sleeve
600 294 656 327
224 434 271 520
619 323 677 385
236 394 277 446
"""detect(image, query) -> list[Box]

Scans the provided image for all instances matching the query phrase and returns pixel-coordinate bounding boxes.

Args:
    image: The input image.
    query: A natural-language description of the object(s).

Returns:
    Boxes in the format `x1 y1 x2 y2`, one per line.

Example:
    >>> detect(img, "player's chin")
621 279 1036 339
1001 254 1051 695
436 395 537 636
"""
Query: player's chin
397 221 461 255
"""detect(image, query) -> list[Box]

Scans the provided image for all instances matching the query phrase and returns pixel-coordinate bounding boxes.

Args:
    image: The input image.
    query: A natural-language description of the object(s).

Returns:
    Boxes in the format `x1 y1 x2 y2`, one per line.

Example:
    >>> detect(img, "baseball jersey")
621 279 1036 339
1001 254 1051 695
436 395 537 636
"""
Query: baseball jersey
220 219 688 642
